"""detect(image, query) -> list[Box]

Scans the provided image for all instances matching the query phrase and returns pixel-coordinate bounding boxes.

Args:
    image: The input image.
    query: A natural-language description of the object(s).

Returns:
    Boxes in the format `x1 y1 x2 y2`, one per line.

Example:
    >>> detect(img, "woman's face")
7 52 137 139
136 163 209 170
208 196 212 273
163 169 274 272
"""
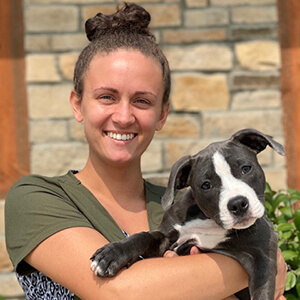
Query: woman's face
70 49 169 168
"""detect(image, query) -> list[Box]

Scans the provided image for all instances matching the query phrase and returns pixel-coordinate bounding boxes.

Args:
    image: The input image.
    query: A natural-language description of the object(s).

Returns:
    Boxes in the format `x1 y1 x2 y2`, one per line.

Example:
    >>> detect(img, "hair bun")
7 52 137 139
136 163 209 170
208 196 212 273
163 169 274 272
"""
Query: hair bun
85 3 151 42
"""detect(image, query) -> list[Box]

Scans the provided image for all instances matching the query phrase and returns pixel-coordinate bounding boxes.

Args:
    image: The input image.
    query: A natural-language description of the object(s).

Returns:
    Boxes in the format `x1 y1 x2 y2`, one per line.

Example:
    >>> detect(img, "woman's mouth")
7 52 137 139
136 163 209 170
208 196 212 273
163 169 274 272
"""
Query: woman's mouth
105 131 137 141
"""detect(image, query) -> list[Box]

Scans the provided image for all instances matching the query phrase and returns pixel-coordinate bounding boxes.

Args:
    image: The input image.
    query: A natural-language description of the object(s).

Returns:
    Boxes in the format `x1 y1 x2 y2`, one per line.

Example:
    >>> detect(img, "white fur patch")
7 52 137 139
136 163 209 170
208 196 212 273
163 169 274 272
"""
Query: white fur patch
212 151 265 230
174 218 228 251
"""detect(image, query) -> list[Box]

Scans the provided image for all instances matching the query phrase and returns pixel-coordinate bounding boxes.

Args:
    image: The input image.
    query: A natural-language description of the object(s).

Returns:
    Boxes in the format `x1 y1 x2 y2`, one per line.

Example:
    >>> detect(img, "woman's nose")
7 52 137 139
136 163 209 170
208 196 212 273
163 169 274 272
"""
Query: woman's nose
111 101 135 127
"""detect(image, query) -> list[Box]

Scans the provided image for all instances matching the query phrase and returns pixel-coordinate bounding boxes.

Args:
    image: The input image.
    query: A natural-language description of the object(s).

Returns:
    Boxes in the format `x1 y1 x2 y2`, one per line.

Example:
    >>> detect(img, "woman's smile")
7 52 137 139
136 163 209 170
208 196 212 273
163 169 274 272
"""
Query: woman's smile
104 131 137 142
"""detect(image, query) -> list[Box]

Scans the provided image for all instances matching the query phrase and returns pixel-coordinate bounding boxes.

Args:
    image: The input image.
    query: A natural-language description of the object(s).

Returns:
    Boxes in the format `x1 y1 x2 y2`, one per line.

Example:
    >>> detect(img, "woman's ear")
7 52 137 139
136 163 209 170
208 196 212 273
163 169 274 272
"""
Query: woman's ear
70 90 83 123
155 101 170 131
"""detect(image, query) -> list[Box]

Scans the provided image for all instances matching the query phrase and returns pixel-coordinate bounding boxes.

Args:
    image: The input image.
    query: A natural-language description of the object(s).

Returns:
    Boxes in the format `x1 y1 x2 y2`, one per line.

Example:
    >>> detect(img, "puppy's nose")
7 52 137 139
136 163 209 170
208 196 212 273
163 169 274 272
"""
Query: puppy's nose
227 196 249 216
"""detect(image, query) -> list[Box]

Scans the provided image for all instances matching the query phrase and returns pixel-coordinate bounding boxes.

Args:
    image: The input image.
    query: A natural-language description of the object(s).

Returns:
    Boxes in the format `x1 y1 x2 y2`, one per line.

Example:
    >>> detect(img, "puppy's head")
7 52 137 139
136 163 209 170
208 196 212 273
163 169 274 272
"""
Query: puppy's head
162 128 285 230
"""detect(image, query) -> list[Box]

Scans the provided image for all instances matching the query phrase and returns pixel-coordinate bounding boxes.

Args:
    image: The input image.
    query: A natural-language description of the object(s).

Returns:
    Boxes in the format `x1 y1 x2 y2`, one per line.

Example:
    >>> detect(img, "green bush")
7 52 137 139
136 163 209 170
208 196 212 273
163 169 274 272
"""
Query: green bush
265 183 300 300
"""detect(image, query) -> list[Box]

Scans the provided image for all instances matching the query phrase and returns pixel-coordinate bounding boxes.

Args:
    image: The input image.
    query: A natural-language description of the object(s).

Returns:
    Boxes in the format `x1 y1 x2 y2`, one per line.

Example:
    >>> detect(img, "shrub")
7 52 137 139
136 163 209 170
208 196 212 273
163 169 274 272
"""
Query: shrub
265 183 300 300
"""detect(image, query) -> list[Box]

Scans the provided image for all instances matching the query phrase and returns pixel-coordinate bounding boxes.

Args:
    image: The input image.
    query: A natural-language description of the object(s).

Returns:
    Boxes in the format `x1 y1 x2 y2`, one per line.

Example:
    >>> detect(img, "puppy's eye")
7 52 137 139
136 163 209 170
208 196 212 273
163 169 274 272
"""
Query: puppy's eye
201 181 211 190
242 165 252 174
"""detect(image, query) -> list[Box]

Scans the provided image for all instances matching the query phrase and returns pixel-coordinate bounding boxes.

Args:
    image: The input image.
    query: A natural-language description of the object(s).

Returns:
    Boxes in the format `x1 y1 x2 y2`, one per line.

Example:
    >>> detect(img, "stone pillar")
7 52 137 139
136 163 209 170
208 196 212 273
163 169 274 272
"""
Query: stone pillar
277 0 300 189
0 0 29 199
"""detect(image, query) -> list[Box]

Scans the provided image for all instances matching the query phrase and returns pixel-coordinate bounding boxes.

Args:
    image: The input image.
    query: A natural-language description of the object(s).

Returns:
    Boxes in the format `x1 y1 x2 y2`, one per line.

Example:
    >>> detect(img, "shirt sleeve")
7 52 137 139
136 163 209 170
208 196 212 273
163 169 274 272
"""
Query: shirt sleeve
5 175 94 275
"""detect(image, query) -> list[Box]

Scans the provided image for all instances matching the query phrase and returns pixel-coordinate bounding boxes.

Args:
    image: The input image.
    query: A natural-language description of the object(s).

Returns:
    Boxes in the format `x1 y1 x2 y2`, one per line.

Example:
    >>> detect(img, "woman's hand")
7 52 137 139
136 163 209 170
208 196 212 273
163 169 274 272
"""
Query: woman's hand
164 247 288 300
163 246 200 258
275 248 288 300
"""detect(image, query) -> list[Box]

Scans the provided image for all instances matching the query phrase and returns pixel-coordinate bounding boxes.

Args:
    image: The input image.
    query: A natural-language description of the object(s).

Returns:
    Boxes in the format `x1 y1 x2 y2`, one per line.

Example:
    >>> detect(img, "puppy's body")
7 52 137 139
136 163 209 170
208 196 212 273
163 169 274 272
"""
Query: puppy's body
91 129 284 300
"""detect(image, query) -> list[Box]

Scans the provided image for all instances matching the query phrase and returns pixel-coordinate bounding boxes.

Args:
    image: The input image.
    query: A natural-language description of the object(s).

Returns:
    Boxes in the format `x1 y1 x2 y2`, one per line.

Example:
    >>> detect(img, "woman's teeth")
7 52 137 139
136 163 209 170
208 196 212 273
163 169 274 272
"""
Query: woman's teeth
106 132 135 141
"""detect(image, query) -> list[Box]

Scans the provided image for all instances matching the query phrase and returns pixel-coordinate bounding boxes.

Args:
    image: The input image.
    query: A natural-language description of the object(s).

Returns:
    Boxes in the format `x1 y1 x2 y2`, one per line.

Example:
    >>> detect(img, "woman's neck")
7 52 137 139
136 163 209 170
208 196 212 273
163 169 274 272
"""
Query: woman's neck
75 156 145 209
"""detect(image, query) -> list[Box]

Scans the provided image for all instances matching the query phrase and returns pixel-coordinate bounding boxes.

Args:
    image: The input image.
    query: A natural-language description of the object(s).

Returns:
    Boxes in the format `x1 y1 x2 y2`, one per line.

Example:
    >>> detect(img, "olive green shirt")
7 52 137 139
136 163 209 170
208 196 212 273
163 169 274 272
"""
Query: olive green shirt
5 171 166 275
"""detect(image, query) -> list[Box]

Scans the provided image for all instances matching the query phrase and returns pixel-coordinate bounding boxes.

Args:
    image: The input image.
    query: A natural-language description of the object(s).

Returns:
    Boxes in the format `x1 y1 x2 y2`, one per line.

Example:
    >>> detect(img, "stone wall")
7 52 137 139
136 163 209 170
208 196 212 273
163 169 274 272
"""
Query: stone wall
0 0 284 297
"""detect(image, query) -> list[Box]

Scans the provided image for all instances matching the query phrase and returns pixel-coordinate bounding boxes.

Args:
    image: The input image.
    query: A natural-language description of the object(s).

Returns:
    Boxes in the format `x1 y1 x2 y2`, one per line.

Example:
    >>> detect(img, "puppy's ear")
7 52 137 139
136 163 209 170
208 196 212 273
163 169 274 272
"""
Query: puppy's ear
162 155 193 211
231 128 285 156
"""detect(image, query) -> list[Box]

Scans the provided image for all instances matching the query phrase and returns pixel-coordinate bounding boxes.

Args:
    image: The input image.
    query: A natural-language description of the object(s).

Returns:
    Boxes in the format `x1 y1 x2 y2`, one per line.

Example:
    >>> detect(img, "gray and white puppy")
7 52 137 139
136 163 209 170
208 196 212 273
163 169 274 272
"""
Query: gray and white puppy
91 128 285 300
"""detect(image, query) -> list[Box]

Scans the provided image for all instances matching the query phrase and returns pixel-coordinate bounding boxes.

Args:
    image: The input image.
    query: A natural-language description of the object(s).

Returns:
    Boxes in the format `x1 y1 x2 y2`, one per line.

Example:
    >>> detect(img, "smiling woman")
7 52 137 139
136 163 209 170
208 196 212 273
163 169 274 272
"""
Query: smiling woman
4 2 286 300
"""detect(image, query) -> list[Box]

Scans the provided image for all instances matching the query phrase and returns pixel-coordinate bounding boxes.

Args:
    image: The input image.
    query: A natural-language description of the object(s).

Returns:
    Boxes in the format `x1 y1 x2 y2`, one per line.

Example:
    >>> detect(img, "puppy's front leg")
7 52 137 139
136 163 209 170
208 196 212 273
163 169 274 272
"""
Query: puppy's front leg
91 231 169 277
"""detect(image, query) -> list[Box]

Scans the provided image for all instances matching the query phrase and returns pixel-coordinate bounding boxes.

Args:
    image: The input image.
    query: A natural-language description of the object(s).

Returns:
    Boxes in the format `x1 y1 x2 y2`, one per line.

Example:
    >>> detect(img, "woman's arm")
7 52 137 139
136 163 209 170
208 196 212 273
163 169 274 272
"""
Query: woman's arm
25 226 248 300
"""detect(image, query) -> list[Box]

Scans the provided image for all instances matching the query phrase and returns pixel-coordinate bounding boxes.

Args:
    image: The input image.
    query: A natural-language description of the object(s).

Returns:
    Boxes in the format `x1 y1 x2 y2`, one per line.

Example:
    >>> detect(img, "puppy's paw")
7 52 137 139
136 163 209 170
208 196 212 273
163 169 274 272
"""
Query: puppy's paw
90 242 132 277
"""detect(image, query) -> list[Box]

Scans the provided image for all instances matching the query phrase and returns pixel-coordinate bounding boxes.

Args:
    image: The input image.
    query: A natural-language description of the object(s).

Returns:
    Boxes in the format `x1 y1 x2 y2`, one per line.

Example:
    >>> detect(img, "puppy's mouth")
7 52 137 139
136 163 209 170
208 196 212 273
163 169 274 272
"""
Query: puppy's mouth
104 131 137 141
232 217 257 230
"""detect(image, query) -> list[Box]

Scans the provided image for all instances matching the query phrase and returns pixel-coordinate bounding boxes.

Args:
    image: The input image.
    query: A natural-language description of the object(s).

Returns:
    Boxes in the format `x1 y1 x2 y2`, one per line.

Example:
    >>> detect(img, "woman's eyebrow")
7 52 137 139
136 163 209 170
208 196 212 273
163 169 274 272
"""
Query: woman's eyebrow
93 86 118 93
135 90 157 98
93 87 157 98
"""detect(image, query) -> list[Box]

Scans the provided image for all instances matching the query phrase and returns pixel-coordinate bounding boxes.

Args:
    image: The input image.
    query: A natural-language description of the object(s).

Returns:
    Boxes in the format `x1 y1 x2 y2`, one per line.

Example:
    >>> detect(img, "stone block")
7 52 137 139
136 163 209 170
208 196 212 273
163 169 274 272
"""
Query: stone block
59 52 79 81
257 148 273 167
274 146 286 168
156 114 201 138
31 143 89 176
26 54 60 82
232 6 277 24
30 120 69 143
163 28 226 43
0 272 24 298
25 35 51 52
25 5 78 32
211 0 275 5
27 0 111 3
235 41 280 71
143 174 169 187
186 0 208 7
202 110 282 138
164 45 232 71
164 139 212 168
230 25 278 41
141 141 163 173
232 90 281 110
0 237 13 273
171 73 229 111
28 84 74 119
69 120 86 142
231 71 280 90
26 33 87 52
264 169 287 191
142 4 181 27
51 34 87 51
184 9 229 27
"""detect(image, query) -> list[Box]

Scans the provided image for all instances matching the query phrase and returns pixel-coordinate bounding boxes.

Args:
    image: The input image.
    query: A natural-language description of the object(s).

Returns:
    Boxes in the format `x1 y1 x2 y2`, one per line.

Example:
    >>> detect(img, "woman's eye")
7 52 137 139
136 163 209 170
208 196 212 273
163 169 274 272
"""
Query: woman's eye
201 181 211 190
242 165 252 174
96 95 115 104
135 98 151 107
98 95 113 100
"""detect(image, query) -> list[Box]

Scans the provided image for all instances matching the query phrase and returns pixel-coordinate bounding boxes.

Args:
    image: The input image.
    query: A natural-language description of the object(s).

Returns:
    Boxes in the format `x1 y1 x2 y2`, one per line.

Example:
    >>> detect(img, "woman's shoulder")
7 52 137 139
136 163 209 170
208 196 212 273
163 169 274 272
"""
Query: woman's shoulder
7 171 77 197
144 179 166 197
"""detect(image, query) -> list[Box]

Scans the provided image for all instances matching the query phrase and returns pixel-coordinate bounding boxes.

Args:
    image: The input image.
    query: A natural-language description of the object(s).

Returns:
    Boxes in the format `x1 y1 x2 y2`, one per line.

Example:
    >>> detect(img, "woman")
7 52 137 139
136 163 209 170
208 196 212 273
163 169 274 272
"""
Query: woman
5 3 286 299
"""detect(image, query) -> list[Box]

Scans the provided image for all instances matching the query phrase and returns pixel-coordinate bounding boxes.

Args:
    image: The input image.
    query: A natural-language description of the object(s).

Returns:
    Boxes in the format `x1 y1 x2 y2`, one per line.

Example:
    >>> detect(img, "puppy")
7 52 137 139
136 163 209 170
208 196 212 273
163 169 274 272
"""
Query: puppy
91 128 285 300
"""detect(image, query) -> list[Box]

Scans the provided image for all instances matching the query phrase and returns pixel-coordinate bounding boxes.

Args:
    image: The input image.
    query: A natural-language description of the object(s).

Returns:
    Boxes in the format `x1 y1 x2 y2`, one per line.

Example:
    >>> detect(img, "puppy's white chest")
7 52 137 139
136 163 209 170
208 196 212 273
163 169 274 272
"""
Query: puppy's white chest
174 219 228 250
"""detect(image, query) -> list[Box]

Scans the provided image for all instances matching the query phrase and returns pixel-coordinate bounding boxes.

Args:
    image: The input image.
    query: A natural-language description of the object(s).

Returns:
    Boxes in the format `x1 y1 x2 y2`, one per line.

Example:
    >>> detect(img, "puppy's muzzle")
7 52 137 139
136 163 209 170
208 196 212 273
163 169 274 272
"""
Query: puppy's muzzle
227 196 249 216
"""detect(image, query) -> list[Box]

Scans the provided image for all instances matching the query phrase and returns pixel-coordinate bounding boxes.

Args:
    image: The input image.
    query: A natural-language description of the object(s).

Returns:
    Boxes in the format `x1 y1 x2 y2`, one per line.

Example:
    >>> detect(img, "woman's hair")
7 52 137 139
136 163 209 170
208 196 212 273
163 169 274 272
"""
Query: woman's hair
73 2 171 105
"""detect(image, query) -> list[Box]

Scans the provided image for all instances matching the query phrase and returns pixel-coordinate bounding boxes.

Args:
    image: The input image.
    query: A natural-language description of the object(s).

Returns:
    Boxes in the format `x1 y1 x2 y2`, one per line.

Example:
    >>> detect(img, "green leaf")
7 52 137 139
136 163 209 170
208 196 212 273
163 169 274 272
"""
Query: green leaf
273 193 289 209
295 268 300 276
285 294 298 300
285 271 297 291
283 250 299 261
276 223 295 232
265 201 274 214
294 210 300 232
296 279 300 298
280 206 293 219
